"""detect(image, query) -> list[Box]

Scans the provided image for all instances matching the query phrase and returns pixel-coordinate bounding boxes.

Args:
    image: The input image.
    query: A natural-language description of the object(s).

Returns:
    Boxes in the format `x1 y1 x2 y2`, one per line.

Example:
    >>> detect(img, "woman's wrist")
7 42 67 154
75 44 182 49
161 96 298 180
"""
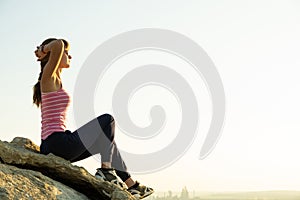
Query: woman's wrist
41 45 46 54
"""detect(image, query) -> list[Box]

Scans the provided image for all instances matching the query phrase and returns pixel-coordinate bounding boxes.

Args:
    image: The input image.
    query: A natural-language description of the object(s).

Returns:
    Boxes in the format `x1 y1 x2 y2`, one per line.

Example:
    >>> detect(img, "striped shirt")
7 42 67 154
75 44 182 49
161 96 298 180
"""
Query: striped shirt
41 87 71 140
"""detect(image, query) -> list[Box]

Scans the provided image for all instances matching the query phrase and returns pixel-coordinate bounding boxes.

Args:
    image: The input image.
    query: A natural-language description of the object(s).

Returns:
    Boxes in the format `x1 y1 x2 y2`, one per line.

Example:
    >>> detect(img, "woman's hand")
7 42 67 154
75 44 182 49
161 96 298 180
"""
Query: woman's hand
34 45 47 61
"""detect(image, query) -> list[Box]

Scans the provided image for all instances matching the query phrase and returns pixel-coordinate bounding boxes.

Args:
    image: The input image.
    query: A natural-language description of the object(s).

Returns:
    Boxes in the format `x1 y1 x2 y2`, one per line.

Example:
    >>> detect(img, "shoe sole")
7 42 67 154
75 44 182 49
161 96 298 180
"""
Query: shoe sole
132 190 154 199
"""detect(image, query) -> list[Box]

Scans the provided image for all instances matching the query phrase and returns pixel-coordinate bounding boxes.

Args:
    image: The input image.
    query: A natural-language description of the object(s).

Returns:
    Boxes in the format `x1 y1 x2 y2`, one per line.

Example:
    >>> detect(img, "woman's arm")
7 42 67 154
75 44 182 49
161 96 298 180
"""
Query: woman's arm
41 39 64 81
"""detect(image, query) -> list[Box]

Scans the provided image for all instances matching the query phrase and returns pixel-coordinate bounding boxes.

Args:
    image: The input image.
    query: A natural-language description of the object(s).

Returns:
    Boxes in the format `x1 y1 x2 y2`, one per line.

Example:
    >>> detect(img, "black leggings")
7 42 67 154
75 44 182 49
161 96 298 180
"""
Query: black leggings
40 113 131 182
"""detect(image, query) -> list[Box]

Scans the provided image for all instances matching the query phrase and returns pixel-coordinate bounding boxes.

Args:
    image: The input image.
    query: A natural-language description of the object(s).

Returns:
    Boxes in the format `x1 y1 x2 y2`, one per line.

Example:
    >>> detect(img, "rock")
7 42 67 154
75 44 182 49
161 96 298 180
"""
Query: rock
0 164 89 200
0 137 136 200
10 137 40 153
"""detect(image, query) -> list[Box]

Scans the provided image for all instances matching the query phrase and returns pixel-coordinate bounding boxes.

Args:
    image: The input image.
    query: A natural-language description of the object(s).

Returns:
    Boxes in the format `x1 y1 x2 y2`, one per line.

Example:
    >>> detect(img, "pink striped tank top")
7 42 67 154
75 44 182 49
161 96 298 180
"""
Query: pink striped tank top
41 87 71 140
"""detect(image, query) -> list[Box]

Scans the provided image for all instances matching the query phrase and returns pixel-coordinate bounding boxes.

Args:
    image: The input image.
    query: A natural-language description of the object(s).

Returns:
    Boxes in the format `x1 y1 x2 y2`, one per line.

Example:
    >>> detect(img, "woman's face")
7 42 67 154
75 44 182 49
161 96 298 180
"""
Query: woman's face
59 50 72 68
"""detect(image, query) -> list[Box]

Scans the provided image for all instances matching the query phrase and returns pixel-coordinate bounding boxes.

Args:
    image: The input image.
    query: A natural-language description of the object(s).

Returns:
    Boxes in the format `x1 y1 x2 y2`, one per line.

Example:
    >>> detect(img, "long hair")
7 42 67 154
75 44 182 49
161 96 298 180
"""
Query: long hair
32 38 69 108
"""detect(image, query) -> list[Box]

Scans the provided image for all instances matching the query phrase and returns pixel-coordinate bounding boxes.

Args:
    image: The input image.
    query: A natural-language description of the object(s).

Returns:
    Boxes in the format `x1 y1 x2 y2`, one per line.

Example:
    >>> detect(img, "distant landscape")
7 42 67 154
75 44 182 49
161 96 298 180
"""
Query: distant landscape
147 189 300 200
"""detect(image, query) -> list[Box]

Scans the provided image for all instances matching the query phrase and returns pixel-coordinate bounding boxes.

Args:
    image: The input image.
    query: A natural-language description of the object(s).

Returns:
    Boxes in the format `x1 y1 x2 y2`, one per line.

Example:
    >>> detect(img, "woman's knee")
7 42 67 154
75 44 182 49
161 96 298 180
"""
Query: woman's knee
97 113 114 123
96 113 115 140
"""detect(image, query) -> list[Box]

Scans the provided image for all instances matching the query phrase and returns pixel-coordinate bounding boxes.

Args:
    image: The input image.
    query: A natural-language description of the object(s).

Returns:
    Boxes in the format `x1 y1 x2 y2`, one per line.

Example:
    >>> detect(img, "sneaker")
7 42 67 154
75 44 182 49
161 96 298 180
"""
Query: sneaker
95 168 126 189
127 181 154 199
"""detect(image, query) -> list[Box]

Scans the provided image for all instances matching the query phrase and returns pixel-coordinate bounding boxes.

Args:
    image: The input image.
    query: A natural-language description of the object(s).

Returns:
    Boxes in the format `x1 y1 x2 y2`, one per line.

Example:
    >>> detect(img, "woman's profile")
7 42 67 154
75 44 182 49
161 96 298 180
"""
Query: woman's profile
33 38 154 199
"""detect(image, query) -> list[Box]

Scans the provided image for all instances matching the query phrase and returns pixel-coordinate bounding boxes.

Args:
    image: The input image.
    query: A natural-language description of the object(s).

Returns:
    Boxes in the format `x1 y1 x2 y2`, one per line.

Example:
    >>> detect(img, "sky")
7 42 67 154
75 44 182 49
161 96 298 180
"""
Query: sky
1 0 300 193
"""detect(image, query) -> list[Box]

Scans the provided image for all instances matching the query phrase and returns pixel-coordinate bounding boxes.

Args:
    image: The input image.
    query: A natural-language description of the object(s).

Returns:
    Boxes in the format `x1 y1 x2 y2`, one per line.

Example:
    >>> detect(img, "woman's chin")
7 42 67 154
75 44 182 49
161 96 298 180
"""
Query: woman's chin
61 64 70 68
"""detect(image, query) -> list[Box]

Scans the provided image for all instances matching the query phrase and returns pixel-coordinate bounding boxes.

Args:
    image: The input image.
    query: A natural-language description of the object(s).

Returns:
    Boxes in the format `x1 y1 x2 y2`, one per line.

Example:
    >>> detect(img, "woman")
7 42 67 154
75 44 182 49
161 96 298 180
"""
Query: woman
33 38 153 199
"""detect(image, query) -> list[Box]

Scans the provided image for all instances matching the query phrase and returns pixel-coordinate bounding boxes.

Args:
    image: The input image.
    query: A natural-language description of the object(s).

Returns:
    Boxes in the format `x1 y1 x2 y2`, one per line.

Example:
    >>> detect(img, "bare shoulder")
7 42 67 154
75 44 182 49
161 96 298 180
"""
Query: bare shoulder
40 77 62 93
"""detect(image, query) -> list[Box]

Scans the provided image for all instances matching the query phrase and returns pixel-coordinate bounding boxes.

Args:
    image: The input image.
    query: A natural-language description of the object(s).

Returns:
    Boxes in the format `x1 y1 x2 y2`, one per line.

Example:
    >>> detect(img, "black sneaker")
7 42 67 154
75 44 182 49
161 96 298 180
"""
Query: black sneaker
127 181 154 199
95 168 126 189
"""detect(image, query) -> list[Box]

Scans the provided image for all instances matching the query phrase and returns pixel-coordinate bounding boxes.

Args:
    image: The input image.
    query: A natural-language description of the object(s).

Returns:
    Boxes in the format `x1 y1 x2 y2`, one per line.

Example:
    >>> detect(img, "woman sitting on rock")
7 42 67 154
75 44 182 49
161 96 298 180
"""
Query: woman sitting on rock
33 38 153 199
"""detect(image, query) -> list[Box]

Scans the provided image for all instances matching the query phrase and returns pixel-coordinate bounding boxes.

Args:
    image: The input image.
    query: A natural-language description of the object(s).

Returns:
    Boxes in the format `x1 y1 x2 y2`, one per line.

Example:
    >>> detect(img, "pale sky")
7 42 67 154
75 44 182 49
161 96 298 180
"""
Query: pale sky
1 0 300 193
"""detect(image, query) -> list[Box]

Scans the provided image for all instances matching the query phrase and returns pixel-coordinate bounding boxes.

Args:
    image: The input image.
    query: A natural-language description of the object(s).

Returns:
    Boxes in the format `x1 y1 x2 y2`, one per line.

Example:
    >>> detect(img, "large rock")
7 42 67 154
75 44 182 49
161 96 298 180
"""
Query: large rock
0 137 135 200
0 164 89 200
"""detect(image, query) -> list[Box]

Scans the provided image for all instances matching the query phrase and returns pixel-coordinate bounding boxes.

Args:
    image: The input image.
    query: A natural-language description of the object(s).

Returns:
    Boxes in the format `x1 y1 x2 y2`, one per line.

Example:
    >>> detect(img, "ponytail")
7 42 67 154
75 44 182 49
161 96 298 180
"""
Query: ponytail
32 38 57 108
32 58 49 108
32 81 42 108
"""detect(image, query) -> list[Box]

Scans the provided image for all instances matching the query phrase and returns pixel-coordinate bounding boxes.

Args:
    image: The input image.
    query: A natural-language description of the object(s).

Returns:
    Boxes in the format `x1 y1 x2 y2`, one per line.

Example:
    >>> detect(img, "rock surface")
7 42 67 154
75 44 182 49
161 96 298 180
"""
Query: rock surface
0 137 135 200
0 164 89 200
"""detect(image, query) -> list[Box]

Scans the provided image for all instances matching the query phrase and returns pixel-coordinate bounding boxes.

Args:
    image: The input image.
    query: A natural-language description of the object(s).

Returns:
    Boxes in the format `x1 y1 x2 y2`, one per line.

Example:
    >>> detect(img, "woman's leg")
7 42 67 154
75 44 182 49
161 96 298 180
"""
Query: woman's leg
73 114 154 196
72 114 131 182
